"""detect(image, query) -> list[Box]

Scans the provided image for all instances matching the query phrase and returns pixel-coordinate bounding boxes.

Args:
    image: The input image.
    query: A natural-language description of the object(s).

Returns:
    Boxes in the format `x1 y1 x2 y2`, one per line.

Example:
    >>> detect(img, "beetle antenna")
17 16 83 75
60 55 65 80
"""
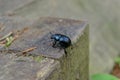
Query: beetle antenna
49 31 55 35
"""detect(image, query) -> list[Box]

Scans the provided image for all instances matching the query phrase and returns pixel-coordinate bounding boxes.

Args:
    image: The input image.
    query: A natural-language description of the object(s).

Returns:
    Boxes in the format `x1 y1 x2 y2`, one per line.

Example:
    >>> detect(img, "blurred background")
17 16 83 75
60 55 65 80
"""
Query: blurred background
0 0 120 76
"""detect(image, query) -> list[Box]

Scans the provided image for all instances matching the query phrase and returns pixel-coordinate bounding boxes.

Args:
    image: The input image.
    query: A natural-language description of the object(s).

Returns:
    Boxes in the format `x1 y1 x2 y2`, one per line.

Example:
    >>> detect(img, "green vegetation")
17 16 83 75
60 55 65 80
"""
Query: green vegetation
5 36 14 48
91 73 119 80
32 56 44 62
115 57 120 65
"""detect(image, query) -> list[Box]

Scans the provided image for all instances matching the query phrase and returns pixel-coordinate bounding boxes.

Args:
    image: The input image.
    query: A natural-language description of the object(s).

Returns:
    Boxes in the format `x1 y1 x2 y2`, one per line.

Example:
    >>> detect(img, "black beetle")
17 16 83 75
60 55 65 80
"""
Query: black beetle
51 34 71 48
50 33 71 56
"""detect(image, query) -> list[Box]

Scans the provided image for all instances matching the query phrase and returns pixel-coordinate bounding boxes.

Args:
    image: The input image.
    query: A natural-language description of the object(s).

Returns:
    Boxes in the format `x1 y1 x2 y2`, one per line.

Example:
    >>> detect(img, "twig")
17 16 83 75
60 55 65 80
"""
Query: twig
22 47 37 55
0 32 13 41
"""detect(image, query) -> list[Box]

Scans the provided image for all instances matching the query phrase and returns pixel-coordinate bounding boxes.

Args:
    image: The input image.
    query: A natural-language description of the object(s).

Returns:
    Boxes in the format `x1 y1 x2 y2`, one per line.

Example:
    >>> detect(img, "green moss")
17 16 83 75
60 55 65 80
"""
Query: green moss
47 67 60 80
31 56 44 62
60 26 89 80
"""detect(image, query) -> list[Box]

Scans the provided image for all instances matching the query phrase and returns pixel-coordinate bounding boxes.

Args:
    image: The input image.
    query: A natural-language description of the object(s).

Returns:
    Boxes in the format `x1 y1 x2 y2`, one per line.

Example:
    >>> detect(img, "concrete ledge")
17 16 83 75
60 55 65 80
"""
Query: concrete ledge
0 17 88 80
0 17 87 59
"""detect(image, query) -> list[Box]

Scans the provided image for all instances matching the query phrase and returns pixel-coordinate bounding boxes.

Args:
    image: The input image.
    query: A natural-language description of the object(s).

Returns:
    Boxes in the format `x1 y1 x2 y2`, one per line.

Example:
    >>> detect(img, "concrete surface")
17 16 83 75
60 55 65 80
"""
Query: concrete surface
0 17 88 80
0 17 87 59
0 53 59 80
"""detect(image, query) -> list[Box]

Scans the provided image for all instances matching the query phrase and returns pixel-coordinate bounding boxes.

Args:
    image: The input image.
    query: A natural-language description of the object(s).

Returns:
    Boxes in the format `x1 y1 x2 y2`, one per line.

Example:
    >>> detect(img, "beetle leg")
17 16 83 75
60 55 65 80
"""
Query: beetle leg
52 41 58 48
64 49 67 57
52 41 56 47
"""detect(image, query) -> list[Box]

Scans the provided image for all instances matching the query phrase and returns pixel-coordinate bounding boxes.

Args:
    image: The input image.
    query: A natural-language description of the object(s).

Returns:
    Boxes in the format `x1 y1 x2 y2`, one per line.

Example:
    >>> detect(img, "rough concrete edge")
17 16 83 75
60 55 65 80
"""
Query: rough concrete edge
72 21 88 43
36 58 60 80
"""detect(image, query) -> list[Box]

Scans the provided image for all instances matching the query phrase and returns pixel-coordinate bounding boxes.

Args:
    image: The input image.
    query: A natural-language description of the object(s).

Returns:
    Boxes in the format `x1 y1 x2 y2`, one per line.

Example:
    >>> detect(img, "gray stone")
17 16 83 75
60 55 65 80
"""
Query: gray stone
0 53 59 80
0 17 88 80
0 17 87 59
